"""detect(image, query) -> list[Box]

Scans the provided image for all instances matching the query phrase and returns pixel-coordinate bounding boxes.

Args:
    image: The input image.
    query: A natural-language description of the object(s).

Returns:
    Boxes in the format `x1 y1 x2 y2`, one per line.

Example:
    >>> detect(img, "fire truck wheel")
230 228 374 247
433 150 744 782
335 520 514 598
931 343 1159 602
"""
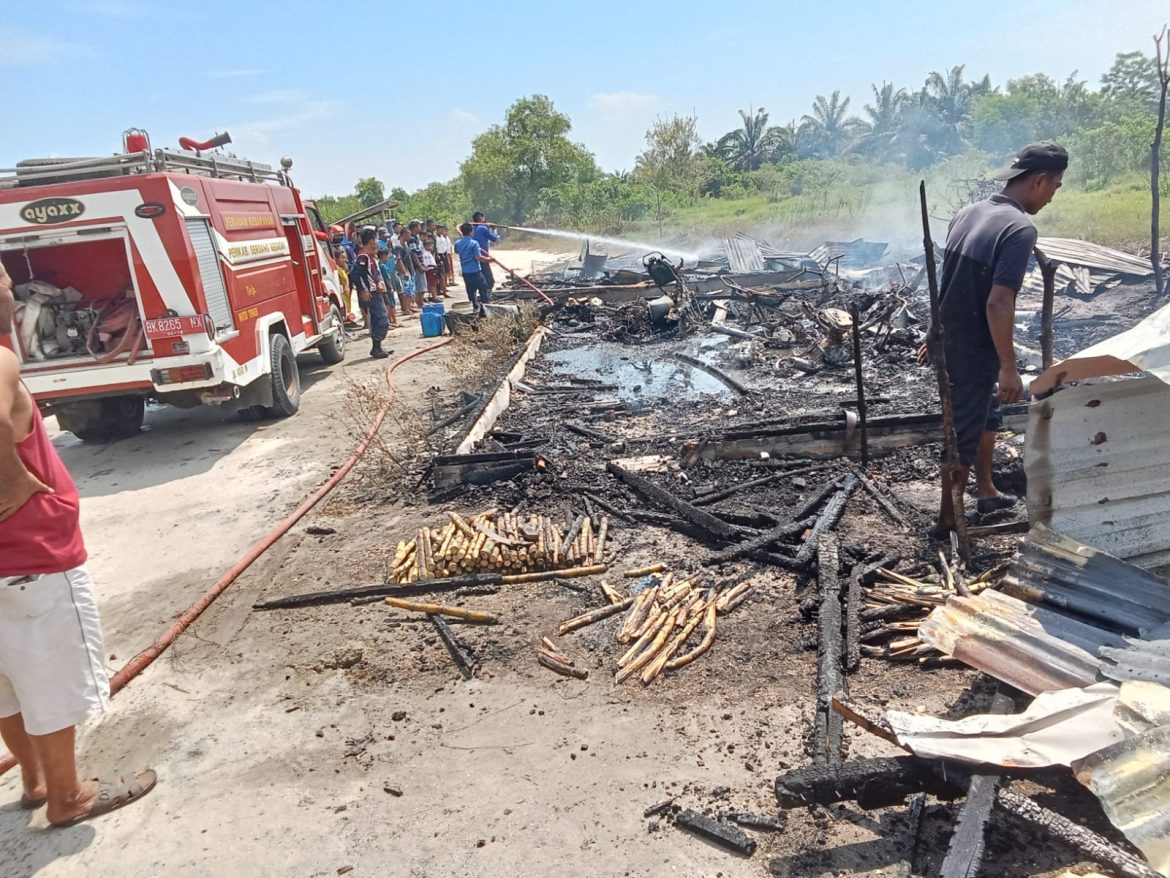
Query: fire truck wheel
317 306 346 364
70 396 145 443
265 333 301 418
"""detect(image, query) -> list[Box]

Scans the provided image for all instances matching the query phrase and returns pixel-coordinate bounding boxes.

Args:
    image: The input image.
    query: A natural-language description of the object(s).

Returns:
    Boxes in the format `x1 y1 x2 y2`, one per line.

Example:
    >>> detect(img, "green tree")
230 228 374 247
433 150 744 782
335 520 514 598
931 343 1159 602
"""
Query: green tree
354 177 386 207
714 107 789 171
1101 50 1161 110
853 82 908 162
634 114 704 194
799 91 861 158
459 95 598 223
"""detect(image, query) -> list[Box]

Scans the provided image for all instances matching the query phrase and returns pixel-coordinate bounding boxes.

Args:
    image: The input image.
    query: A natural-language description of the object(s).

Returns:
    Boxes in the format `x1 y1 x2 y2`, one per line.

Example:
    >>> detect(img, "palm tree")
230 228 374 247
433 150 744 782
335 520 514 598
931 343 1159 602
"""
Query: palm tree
716 107 787 171
799 91 863 158
853 82 907 162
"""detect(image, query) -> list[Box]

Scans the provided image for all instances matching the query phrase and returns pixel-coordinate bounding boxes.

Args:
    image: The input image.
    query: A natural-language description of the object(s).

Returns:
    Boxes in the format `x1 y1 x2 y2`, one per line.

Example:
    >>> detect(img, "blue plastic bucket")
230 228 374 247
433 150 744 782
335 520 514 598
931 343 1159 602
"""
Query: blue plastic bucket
421 302 445 338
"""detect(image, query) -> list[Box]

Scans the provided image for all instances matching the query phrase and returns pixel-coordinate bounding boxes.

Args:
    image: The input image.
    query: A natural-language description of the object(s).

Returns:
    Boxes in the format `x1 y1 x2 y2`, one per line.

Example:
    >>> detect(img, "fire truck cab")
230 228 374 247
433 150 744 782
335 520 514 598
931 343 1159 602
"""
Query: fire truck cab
0 131 347 442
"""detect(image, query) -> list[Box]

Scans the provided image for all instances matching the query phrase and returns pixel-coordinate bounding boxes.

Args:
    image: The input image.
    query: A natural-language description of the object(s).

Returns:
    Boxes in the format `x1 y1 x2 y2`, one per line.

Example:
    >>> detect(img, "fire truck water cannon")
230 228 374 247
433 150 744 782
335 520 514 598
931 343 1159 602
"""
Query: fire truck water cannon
178 132 232 154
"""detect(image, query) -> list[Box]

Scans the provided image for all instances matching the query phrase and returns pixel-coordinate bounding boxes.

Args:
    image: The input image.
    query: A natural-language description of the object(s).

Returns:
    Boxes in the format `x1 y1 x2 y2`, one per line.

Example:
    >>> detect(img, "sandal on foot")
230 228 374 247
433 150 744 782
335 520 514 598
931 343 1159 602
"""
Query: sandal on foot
927 523 953 541
20 793 47 810
50 770 157 828
976 492 1017 515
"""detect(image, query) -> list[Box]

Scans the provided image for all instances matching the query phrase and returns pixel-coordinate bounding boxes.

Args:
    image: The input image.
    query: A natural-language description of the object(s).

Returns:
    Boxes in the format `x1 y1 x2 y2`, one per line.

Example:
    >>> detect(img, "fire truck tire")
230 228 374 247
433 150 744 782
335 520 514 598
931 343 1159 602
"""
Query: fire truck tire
317 306 346 364
265 333 301 418
68 396 146 443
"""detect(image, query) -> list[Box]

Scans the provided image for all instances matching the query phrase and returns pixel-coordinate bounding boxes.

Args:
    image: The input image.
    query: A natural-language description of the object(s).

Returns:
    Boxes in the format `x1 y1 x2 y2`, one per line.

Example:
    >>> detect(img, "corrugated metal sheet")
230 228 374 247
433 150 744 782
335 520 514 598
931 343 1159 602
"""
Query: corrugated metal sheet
1019 262 1101 298
1035 237 1156 277
1033 299 1170 394
1001 524 1170 635
1026 376 1170 571
918 588 1125 696
1101 624 1170 685
822 238 889 268
1074 722 1170 874
722 233 765 273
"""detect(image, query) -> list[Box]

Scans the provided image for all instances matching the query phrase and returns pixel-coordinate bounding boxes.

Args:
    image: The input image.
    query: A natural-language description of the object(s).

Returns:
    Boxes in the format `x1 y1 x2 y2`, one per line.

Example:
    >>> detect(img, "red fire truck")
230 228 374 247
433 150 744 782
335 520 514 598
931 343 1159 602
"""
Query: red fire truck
0 130 347 441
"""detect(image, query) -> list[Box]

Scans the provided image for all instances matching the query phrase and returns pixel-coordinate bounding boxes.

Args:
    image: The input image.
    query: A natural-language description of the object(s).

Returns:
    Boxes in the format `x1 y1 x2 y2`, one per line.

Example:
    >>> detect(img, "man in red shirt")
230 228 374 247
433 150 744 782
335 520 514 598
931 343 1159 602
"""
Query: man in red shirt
0 262 155 827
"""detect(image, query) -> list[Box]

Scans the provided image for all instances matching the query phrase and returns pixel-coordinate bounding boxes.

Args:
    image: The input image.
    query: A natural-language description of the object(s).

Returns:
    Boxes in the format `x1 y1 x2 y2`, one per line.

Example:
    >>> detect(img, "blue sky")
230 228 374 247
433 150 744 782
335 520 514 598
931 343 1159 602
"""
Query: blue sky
1 0 1167 197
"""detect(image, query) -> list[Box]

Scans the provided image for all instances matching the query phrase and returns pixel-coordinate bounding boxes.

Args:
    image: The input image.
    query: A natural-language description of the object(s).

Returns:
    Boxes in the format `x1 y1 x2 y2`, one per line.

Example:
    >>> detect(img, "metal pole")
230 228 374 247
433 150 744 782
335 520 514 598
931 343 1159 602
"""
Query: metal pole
849 302 869 467
488 255 555 305
920 181 970 563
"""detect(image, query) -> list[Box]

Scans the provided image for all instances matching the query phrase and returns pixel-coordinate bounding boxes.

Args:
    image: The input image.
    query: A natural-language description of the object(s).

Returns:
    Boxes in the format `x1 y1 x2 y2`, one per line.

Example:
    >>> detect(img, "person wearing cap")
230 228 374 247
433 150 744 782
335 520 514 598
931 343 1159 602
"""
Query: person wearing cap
471 212 500 291
929 141 1068 537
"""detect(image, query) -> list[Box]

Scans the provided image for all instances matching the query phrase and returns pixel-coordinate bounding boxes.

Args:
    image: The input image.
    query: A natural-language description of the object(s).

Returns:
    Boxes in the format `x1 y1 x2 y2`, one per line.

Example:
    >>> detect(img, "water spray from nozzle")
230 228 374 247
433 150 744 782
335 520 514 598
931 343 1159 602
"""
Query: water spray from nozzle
499 225 700 263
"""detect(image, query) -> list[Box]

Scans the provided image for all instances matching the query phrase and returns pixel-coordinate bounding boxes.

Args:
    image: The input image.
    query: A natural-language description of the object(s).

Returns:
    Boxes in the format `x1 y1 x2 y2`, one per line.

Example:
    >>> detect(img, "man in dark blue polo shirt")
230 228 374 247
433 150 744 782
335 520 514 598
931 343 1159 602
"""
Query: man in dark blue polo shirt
932 141 1068 535
471 211 500 291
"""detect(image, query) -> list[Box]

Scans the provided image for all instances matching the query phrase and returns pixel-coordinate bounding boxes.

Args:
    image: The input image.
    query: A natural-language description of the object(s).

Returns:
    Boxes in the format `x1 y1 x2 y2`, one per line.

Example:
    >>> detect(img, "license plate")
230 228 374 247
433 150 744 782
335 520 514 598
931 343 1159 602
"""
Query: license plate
144 315 207 339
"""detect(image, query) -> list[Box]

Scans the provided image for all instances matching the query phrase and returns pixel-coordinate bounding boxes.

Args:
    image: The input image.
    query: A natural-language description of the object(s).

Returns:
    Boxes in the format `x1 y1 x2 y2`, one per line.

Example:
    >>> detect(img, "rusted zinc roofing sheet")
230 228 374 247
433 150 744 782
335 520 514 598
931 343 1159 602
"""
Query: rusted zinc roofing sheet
1100 622 1170 685
918 588 1125 696
1074 721 1170 875
1031 301 1170 395
722 233 765 274
1001 525 1170 635
1025 375 1170 571
1035 237 1156 277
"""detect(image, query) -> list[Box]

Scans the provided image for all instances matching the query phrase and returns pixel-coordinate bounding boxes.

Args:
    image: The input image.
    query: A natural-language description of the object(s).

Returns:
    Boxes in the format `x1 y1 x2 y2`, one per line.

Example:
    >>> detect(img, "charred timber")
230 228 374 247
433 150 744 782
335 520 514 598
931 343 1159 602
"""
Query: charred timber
700 516 814 567
996 790 1161 878
430 614 474 680
674 809 757 856
607 462 745 541
814 534 844 767
669 352 751 396
253 574 505 610
938 689 1014 878
775 757 963 811
794 475 858 567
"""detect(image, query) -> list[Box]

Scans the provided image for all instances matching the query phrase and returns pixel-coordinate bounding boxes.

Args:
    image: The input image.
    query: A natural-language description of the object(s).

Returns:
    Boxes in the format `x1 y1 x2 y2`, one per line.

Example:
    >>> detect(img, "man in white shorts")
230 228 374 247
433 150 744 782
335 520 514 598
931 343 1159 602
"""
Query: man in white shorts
0 261 155 827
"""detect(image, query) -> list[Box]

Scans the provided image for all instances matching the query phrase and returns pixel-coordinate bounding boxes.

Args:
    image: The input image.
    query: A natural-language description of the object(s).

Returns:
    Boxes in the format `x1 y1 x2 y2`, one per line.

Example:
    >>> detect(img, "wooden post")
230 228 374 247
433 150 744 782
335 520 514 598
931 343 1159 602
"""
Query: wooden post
1152 26 1170 298
1034 245 1057 371
849 302 869 467
920 181 971 563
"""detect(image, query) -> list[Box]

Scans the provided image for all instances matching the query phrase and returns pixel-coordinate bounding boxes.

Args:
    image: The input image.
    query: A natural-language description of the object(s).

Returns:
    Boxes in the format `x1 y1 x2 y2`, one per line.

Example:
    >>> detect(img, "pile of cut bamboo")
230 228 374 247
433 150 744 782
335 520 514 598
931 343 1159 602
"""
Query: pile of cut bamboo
389 509 612 583
861 562 1005 661
610 571 753 686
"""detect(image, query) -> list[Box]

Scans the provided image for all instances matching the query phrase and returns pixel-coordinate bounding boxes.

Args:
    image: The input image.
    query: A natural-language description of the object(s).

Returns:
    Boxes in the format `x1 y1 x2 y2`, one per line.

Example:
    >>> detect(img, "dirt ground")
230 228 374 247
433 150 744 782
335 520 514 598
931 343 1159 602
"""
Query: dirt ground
0 249 1120 877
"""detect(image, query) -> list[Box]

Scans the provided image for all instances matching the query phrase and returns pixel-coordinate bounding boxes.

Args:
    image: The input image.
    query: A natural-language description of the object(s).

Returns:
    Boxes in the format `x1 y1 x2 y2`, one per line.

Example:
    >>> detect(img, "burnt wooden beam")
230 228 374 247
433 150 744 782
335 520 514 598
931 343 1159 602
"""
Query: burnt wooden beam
700 516 816 567
431 613 474 680
674 809 757 856
854 470 912 529
564 421 619 445
253 574 506 610
894 793 927 878
996 790 1161 878
775 757 963 811
607 461 745 541
815 534 845 767
794 475 858 567
669 352 751 396
846 560 864 672
938 689 1014 878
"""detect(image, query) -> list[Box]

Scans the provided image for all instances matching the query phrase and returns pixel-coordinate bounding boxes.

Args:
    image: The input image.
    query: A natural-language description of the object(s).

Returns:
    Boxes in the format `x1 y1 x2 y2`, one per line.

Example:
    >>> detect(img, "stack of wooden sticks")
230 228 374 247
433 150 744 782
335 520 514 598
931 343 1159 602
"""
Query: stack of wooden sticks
388 509 612 583
861 562 1006 660
610 571 754 685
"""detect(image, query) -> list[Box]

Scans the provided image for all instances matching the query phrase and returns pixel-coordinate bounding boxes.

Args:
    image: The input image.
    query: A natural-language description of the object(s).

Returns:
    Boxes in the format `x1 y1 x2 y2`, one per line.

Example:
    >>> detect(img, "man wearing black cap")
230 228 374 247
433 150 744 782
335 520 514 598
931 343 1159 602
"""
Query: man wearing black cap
931 141 1068 536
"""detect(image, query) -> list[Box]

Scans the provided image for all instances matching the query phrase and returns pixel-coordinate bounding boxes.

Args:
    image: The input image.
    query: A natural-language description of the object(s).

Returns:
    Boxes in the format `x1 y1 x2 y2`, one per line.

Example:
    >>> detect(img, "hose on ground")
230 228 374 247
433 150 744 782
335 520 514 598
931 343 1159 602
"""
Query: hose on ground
0 338 452 777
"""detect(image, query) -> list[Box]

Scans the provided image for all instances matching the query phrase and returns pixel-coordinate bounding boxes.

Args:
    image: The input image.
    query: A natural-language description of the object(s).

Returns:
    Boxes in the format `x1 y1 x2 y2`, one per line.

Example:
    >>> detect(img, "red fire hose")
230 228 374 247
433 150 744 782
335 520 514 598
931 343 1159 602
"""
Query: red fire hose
488 256 555 305
0 338 451 777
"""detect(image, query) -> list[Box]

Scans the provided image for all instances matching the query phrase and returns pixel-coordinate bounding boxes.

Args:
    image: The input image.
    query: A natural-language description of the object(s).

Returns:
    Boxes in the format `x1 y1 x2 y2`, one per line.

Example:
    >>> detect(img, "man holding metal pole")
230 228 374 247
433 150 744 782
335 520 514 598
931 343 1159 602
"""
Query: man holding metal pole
929 141 1067 536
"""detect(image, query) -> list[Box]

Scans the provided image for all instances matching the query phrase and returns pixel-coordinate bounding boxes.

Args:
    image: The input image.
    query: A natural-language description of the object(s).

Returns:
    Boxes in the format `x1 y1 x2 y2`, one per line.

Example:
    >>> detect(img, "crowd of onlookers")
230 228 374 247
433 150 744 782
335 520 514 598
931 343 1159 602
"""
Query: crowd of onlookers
329 213 501 358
